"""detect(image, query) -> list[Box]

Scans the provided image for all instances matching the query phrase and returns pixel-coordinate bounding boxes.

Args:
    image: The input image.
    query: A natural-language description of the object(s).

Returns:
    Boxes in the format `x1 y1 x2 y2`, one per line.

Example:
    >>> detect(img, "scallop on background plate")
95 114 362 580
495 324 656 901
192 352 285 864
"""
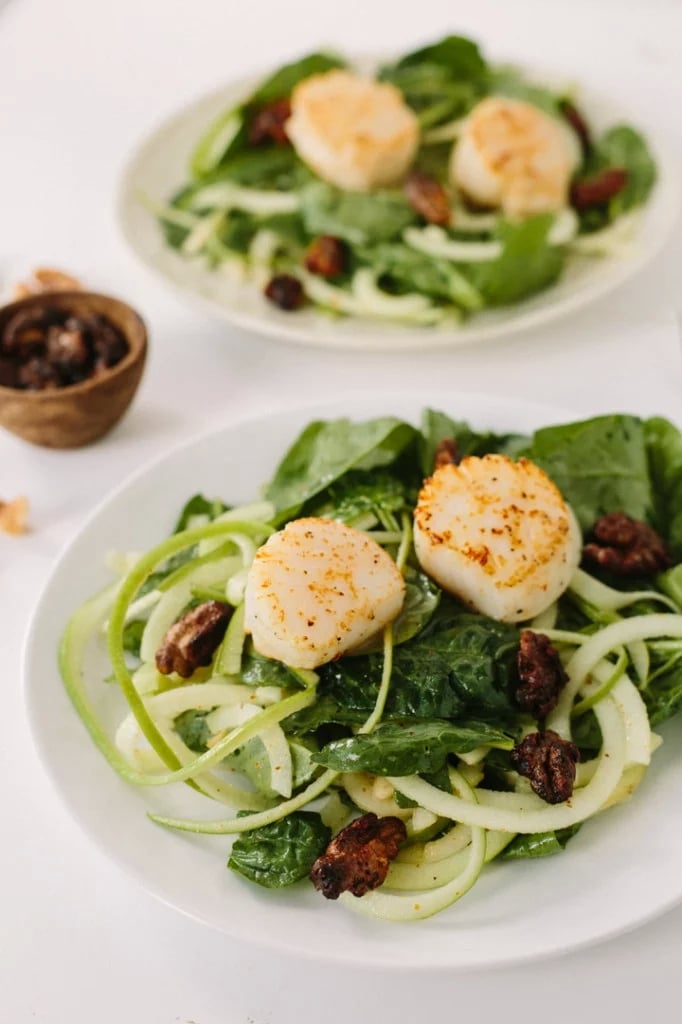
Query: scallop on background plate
116 64 680 352
24 391 682 969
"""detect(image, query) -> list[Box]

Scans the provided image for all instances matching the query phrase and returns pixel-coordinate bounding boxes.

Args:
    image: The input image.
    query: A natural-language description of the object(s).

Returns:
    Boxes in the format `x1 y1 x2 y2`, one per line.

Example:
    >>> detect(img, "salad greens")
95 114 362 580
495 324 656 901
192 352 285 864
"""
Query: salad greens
59 408 682 922
150 35 657 328
228 812 331 888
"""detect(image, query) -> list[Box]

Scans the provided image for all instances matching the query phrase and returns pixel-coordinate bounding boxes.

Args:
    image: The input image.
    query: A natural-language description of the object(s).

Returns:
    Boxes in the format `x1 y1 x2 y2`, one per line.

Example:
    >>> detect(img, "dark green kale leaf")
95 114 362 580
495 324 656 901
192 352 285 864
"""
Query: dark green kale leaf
313 718 514 776
228 812 331 888
317 614 520 725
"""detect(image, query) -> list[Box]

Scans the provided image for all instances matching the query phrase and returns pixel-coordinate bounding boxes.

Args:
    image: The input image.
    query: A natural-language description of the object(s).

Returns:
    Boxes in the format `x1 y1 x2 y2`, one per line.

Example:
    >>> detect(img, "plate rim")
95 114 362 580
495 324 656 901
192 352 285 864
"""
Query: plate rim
115 58 681 352
22 389 682 970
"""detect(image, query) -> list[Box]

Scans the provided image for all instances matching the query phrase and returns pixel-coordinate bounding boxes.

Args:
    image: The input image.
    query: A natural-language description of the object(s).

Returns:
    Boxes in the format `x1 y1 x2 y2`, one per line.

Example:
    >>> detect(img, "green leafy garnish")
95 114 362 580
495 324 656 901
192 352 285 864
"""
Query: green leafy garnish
228 812 331 888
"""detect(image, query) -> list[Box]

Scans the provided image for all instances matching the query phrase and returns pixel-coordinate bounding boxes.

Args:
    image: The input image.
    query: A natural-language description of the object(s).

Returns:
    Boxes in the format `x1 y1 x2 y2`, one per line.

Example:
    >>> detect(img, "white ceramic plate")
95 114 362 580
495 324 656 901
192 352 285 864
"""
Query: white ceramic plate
25 392 682 969
116 65 679 352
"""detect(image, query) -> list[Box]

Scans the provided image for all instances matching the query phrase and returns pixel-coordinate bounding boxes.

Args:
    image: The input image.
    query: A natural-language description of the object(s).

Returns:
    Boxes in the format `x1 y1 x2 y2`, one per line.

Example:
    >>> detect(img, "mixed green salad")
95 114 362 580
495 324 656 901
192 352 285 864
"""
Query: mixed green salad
148 35 657 328
60 408 682 921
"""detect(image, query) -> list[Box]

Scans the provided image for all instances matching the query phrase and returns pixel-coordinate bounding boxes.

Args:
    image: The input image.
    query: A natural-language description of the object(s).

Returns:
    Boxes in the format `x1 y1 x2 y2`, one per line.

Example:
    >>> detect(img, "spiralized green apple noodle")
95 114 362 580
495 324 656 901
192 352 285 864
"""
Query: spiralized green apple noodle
59 483 682 921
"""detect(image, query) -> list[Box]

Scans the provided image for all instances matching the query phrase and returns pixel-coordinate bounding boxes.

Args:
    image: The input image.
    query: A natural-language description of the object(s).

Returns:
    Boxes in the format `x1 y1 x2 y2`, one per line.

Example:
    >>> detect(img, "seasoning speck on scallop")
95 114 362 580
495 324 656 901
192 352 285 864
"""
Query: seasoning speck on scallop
413 454 581 622
243 517 406 669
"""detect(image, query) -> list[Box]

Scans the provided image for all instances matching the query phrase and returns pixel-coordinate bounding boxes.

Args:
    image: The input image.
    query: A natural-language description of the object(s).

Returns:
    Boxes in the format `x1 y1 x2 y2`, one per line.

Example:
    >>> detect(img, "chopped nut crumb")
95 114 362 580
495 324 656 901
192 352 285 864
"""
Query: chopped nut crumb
0 496 29 535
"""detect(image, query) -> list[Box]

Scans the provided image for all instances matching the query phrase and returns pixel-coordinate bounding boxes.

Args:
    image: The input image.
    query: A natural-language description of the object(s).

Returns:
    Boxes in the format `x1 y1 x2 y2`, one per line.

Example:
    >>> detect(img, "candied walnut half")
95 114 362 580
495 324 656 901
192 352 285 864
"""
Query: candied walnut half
515 629 568 719
248 98 292 146
559 99 591 154
155 600 232 678
0 496 29 535
511 730 580 804
310 812 406 899
570 168 628 210
304 235 347 277
582 511 671 576
404 169 451 226
264 273 305 311
2 307 60 357
433 437 460 470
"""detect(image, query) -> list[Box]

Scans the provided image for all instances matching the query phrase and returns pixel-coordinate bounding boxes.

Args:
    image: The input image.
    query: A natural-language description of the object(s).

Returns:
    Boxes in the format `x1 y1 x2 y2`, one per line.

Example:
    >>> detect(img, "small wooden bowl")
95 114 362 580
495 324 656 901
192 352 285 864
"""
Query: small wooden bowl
0 291 147 448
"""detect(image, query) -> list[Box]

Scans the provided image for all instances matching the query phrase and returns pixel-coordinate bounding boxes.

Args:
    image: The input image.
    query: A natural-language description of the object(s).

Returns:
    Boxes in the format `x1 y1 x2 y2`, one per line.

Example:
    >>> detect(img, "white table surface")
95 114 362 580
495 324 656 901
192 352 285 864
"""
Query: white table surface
2 0 682 1020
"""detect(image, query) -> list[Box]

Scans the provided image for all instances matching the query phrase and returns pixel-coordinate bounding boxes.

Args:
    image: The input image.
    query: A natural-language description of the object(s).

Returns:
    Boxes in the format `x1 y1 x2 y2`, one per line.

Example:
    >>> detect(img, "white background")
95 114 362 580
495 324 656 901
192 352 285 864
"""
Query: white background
1 0 682 1021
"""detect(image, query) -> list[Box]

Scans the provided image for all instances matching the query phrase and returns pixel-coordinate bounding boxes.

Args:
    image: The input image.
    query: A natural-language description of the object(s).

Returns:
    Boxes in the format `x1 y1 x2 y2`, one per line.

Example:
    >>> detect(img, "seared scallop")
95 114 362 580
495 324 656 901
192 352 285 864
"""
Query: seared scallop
413 454 581 622
450 96 581 218
286 70 420 192
244 517 406 669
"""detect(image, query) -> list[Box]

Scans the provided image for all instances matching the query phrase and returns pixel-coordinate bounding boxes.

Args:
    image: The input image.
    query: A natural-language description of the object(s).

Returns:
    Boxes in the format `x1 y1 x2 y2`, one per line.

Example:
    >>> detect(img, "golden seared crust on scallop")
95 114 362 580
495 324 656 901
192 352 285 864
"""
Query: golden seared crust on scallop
450 96 581 218
413 454 581 622
286 70 420 192
243 517 406 669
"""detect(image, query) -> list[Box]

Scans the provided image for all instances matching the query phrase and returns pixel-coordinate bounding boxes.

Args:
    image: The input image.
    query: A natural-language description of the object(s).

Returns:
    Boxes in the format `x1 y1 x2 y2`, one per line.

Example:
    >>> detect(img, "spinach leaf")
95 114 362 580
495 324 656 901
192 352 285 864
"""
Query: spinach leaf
659 565 682 610
213 148 313 191
122 619 146 659
228 812 331 888
306 468 412 527
643 669 682 726
174 709 213 753
644 417 682 560
283 694 367 734
300 181 417 245
521 414 653 531
502 824 581 859
391 570 442 646
351 569 442 655
575 125 657 231
593 126 656 215
190 53 346 177
318 614 520 724
463 214 565 306
357 243 483 311
488 66 562 116
418 407 523 476
380 36 488 128
252 52 346 104
264 415 417 518
395 35 487 77
240 644 303 689
313 718 514 776
173 494 229 533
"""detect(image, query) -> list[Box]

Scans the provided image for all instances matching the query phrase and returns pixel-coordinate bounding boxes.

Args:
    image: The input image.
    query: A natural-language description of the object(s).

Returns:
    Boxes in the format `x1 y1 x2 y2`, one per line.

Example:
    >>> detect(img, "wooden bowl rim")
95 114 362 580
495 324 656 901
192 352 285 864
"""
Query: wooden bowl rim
0 290 147 401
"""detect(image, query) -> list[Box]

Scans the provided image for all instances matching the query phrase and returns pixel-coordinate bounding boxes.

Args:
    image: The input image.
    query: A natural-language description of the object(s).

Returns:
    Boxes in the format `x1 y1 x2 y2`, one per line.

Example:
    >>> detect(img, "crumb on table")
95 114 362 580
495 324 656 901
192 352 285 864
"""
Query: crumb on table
0 496 30 535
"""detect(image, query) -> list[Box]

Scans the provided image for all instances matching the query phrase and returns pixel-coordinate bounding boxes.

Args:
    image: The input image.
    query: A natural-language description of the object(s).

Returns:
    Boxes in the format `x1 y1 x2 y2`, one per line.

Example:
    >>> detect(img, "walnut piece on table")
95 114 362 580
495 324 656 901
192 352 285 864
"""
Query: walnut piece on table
0 496 29 535
11 267 82 301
